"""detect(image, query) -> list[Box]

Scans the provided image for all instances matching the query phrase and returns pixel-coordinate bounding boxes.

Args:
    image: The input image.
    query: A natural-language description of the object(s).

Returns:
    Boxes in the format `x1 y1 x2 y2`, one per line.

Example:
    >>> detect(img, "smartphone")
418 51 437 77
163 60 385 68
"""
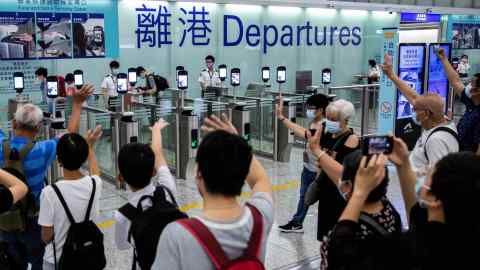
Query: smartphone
128 68 137 85
277 66 286 84
93 26 103 43
116 73 128 94
362 135 394 156
322 68 332 85
73 70 84 90
191 129 199 149
177 70 188 90
176 66 184 82
262 67 270 83
218 64 227 82
244 123 251 141
231 68 240 87
46 76 59 98
13 72 24 93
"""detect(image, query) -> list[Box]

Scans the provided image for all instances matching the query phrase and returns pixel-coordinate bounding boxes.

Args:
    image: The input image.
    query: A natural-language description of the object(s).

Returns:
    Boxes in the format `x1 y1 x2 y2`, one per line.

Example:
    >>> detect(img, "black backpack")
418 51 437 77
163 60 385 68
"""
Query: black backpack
51 178 106 270
118 185 188 270
147 74 169 92
0 141 36 232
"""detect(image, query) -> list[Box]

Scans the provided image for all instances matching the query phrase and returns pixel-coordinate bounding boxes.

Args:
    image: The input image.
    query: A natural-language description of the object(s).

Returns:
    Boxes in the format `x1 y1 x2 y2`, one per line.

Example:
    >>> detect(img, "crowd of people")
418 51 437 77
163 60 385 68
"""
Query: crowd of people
0 47 478 270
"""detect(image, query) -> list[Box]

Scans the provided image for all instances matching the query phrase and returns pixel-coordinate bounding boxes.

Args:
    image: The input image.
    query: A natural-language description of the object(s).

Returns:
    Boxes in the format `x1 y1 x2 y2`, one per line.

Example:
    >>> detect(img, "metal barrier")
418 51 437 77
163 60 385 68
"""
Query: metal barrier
328 84 379 136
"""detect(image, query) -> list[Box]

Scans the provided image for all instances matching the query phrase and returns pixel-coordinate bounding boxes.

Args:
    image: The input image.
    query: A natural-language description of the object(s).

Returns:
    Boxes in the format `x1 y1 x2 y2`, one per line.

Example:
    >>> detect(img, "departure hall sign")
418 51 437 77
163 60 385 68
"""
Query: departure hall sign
134 4 363 54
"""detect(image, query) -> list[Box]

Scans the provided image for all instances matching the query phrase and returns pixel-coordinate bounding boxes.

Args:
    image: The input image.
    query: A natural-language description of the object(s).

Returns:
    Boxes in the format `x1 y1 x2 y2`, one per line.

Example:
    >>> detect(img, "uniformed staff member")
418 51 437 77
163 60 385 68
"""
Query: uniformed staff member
198 55 221 93
101 60 120 112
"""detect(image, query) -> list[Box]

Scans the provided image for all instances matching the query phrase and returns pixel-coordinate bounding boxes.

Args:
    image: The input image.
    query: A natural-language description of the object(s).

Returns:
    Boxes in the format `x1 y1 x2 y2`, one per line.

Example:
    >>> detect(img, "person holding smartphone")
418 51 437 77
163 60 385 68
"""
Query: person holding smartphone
198 55 221 94
276 94 332 233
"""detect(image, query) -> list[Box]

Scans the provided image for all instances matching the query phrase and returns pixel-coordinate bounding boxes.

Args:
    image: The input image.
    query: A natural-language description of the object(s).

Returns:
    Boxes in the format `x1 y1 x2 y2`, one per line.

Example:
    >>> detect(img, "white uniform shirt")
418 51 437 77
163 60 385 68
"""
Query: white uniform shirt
368 65 381 78
101 74 118 97
198 69 221 88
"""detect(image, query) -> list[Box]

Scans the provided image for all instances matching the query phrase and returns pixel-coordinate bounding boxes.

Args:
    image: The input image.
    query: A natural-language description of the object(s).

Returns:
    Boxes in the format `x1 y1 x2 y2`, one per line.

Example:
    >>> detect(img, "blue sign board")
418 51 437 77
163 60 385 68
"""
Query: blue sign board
377 28 398 135
401 13 441 24
427 43 451 114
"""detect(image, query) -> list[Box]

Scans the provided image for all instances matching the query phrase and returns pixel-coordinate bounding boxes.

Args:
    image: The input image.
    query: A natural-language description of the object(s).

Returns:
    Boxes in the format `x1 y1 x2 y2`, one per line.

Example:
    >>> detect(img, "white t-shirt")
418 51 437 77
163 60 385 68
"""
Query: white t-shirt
409 122 459 182
368 65 380 78
38 175 103 264
101 74 118 97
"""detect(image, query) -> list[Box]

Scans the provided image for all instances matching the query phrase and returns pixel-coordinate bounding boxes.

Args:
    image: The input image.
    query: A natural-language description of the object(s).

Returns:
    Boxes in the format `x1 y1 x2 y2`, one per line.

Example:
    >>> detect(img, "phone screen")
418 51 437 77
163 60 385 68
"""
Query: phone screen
14 76 24 89
322 72 331 84
277 70 286 82
128 72 137 84
262 70 270 81
74 74 83 86
178 75 188 89
47 81 58 96
94 31 102 42
117 78 128 93
219 68 227 79
366 136 392 155
232 72 240 85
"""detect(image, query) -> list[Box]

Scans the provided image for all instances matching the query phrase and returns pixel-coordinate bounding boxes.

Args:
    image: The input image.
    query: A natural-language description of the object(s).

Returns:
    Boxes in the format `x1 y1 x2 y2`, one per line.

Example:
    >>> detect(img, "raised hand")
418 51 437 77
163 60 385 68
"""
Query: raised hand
85 125 102 147
436 47 447 61
388 136 410 167
354 154 387 197
150 118 169 133
381 54 395 79
201 114 238 135
307 128 323 158
73 84 94 105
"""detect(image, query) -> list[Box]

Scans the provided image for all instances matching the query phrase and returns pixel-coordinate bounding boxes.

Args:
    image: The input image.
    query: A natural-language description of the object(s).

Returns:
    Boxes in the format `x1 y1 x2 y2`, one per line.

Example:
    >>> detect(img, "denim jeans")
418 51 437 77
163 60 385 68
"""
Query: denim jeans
0 217 45 270
291 167 317 225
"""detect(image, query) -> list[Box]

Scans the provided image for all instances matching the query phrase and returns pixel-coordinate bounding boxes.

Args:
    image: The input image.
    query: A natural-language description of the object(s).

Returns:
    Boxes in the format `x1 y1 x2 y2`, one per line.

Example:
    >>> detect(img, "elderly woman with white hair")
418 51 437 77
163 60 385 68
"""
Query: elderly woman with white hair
305 99 360 242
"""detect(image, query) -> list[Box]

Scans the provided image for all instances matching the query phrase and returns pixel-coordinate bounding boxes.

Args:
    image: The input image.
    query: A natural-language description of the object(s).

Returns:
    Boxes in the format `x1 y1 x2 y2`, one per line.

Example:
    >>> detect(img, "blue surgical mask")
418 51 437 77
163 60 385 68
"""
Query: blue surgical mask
306 110 316 119
111 68 119 75
411 111 422 126
326 119 341 134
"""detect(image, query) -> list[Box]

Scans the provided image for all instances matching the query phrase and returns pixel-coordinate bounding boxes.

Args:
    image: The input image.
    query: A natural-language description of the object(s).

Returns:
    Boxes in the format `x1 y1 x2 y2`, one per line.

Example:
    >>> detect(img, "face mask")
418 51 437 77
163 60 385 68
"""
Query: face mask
111 68 119 75
306 110 316 119
411 111 422 126
326 119 341 134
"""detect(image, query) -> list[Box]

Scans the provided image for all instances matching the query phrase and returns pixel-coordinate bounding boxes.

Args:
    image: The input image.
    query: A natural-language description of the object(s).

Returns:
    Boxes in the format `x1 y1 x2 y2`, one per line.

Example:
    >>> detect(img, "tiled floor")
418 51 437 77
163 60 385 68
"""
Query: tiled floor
96 147 408 270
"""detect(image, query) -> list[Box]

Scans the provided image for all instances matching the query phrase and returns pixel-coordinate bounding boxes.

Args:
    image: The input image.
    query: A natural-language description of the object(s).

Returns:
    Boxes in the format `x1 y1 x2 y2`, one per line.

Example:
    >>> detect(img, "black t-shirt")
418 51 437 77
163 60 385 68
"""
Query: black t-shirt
0 185 13 214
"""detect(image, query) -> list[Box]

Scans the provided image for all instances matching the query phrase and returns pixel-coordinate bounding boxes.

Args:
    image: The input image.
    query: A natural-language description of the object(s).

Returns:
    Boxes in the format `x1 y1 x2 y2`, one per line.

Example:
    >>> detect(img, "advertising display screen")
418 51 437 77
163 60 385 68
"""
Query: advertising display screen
396 44 426 119
427 43 451 114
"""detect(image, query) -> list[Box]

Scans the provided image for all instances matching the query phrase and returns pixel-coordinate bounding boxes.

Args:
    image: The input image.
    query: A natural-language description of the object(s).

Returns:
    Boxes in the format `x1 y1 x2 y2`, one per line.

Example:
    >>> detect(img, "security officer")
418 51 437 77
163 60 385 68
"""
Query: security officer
198 55 221 96
101 60 120 112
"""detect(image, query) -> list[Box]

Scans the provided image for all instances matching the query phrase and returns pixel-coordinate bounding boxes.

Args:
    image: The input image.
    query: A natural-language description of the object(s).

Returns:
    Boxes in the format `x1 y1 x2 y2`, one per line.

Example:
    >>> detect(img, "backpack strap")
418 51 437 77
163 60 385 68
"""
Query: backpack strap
177 204 265 269
177 219 229 270
155 185 178 206
118 203 138 221
424 126 459 162
51 184 76 225
84 178 97 222
243 204 264 258
19 142 34 160
3 141 10 163
359 213 389 236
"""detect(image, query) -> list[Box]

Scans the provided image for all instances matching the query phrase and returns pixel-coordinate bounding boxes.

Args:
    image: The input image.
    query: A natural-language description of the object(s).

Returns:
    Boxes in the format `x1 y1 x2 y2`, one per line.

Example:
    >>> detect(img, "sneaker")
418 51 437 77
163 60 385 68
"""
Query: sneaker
278 222 304 233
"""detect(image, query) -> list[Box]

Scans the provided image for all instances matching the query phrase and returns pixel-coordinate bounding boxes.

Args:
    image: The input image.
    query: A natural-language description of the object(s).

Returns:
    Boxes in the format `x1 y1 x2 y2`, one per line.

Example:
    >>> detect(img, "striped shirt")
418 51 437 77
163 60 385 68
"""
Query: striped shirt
0 131 58 205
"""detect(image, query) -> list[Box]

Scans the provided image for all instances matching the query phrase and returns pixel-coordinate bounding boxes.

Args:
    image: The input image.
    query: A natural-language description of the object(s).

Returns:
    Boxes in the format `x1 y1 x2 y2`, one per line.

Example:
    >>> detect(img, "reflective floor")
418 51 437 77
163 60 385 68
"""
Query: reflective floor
95 147 407 270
